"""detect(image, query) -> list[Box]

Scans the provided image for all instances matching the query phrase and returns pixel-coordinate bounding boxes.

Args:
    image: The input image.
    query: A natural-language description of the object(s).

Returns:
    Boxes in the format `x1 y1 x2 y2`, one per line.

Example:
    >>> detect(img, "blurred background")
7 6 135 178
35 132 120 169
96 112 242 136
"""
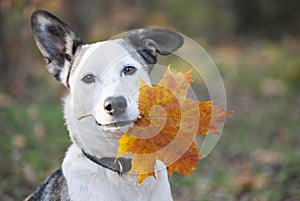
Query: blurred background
0 0 300 200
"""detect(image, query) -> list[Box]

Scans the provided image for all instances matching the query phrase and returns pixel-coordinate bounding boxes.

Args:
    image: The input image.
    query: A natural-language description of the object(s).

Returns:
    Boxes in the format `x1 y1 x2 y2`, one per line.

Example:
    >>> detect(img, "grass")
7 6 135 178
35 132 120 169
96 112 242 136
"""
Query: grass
1 38 300 200
169 39 300 201
0 100 69 200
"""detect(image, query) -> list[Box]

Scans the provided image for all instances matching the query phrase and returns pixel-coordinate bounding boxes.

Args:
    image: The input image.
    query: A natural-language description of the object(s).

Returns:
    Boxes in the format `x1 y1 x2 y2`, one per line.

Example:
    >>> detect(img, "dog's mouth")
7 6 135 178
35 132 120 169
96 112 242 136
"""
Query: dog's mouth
95 120 133 128
77 113 135 128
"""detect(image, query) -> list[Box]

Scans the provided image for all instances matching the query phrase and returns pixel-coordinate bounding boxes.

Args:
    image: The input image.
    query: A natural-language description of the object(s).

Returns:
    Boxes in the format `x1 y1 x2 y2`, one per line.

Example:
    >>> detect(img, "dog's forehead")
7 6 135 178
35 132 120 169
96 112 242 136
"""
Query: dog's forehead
74 39 147 76
77 40 131 73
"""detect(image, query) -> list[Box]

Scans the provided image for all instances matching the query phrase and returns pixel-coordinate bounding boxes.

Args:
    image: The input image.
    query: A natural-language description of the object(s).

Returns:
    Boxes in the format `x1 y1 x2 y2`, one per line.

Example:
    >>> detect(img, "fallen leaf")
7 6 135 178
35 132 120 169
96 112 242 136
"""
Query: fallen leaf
13 134 27 149
118 67 232 183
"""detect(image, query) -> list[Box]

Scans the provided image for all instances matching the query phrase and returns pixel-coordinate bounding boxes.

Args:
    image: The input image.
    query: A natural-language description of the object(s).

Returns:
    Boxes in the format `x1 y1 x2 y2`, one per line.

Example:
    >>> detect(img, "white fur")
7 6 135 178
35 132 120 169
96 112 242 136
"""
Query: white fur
62 145 172 201
62 40 173 200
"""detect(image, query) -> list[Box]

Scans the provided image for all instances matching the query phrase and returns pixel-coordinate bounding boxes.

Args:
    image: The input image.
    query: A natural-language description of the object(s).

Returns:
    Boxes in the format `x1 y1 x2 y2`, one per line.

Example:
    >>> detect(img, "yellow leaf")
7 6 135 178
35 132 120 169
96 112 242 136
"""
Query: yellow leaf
118 67 232 184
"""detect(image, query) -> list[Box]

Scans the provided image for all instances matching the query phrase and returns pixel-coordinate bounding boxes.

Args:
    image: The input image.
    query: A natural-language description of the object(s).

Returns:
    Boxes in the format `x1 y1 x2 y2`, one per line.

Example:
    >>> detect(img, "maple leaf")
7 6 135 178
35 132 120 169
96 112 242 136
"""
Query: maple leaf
117 67 232 184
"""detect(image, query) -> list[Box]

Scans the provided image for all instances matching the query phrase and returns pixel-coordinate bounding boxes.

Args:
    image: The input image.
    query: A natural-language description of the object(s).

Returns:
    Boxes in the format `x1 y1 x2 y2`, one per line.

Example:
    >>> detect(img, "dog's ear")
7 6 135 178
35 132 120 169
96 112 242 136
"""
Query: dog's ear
31 10 83 86
124 28 183 64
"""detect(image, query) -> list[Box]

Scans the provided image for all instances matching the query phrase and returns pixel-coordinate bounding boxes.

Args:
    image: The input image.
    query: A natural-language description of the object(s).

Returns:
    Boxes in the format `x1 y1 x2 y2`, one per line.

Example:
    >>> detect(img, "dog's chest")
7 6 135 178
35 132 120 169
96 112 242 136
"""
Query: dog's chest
66 175 150 201
62 145 157 201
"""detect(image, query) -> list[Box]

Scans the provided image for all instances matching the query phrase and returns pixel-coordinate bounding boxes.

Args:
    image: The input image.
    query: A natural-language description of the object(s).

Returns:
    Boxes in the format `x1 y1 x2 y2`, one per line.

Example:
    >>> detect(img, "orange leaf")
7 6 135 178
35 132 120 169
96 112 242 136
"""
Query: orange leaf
118 67 231 184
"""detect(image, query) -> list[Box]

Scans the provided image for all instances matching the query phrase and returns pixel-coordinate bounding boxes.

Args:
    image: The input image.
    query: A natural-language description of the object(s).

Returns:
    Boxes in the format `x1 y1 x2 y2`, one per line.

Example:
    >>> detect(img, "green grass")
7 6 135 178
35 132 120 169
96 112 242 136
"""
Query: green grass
0 101 69 200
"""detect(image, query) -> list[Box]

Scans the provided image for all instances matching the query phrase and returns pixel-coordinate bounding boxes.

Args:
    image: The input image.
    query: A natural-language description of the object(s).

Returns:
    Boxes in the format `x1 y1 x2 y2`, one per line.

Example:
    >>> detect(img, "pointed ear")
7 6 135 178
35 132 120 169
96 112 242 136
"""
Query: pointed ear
31 10 83 86
124 28 183 64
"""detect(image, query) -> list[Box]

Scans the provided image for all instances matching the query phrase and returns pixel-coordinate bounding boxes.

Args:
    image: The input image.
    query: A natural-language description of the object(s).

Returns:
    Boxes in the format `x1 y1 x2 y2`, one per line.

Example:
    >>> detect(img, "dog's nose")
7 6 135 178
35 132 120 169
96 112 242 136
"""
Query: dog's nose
103 96 127 116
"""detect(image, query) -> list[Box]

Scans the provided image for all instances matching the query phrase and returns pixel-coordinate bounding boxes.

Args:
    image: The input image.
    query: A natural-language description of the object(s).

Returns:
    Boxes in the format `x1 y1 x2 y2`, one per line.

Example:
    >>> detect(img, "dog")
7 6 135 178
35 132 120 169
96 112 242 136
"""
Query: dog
26 10 183 201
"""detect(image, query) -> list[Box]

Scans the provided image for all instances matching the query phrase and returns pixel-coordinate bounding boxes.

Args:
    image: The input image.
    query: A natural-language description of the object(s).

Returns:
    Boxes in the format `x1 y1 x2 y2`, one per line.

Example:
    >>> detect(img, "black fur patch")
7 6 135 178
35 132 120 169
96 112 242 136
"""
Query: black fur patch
72 39 84 55
54 68 62 81
27 168 69 201
137 49 157 64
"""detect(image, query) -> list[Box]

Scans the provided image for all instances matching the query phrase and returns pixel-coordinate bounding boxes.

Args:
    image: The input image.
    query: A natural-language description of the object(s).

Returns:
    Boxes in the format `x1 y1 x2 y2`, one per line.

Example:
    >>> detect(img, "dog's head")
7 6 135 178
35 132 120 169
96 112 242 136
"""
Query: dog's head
31 10 183 155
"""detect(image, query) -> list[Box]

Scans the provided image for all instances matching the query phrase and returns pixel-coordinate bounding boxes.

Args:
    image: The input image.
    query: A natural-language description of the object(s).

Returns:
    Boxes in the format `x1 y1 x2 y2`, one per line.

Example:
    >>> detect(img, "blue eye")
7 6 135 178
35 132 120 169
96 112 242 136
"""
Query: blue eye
122 65 137 75
82 73 95 83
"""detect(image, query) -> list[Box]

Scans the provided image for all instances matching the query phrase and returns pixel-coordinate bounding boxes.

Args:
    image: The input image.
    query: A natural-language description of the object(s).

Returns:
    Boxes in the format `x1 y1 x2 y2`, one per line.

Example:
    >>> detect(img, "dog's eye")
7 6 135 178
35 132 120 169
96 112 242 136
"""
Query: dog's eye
82 73 95 83
122 65 137 75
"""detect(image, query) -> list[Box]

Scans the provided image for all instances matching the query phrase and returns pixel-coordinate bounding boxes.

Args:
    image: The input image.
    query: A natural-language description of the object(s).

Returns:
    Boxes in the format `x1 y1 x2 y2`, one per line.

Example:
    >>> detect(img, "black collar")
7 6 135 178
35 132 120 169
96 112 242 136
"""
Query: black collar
81 149 132 175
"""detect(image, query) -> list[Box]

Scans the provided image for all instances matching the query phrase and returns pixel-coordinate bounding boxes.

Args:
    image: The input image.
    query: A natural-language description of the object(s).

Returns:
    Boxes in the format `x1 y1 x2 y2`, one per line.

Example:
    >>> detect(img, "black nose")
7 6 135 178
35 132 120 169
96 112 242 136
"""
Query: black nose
103 96 127 116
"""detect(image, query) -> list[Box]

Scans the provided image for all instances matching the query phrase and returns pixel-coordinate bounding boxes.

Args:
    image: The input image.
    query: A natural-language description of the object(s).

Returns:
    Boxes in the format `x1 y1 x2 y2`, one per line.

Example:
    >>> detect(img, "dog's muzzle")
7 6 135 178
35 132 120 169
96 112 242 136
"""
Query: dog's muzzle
95 95 134 128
